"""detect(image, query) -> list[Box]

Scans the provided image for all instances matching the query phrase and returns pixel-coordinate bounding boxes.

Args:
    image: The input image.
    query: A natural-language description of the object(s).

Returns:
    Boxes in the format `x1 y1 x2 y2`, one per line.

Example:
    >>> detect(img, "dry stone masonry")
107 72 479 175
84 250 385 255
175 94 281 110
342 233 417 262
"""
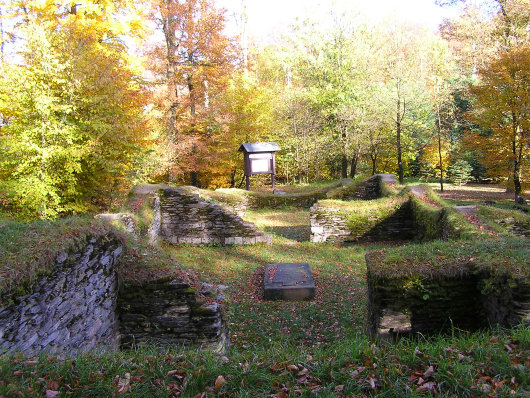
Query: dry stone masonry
366 255 530 339
155 186 272 245
118 279 228 353
310 200 415 243
0 234 123 355
0 231 230 355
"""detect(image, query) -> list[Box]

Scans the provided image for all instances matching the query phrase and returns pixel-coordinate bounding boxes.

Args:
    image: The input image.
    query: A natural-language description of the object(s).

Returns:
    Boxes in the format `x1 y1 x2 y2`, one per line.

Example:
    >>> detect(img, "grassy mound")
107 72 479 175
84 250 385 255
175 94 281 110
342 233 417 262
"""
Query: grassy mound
0 217 195 304
366 237 529 280
408 185 478 240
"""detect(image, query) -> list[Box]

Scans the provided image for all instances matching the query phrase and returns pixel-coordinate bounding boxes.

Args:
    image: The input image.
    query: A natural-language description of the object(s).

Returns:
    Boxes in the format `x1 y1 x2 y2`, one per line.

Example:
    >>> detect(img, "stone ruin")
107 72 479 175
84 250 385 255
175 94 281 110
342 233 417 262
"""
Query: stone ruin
119 184 272 246
0 232 228 355
155 186 272 245
365 253 530 339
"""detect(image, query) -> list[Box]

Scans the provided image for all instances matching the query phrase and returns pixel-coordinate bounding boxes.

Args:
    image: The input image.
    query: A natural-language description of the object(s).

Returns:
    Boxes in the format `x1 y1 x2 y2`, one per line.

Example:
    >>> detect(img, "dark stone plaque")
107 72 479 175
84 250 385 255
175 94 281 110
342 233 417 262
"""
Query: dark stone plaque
264 263 315 300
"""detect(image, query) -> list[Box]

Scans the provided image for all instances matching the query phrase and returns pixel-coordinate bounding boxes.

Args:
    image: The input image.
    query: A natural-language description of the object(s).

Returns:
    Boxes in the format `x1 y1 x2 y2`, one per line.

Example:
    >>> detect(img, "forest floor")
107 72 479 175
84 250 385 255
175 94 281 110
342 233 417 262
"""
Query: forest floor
430 182 529 206
0 183 528 397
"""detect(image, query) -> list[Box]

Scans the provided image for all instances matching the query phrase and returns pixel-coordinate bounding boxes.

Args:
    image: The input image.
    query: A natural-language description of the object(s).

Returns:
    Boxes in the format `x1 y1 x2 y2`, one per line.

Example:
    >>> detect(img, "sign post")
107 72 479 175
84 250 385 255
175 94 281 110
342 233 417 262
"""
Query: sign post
238 142 280 191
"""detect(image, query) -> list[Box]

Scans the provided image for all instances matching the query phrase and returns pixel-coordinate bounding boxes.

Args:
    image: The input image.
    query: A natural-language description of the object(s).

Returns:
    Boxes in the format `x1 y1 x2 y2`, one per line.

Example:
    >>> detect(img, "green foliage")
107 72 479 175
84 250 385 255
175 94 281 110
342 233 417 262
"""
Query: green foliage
0 17 148 219
449 159 473 186
409 195 444 240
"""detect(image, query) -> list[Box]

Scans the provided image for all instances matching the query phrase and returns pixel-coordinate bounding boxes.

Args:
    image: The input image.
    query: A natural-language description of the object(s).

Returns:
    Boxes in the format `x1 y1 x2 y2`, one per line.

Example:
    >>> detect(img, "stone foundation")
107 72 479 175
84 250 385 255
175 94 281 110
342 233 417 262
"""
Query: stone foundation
327 174 396 201
118 279 228 353
310 199 415 243
0 231 230 355
156 187 272 246
366 255 530 339
0 234 123 355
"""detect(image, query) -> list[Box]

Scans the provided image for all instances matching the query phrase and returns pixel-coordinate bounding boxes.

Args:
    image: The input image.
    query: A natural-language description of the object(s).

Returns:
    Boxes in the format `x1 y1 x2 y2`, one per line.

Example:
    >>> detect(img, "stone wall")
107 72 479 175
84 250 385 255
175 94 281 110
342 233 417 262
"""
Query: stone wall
327 174 396 201
310 200 415 243
118 280 228 353
366 256 530 339
155 187 272 245
0 234 123 355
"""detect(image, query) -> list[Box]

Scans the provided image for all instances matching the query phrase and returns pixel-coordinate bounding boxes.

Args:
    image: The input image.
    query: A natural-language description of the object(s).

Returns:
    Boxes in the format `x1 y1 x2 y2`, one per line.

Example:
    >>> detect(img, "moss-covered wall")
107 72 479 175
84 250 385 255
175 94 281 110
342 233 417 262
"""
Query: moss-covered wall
366 249 530 339
310 197 414 243
326 174 396 201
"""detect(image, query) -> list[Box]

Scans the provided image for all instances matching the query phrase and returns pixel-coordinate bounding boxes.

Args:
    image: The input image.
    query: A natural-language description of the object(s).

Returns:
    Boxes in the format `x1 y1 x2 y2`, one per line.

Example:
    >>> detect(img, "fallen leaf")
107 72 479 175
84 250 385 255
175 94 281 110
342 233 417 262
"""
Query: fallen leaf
45 391 59 398
418 381 436 392
166 369 185 378
214 375 226 390
117 373 132 394
334 384 344 392
287 364 299 371
423 365 434 378
297 368 309 376
48 381 60 390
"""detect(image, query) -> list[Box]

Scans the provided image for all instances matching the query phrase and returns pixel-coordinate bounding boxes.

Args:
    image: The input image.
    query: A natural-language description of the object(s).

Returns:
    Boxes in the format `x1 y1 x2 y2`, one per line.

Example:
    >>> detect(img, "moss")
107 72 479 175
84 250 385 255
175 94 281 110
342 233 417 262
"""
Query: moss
0 217 113 303
366 237 529 280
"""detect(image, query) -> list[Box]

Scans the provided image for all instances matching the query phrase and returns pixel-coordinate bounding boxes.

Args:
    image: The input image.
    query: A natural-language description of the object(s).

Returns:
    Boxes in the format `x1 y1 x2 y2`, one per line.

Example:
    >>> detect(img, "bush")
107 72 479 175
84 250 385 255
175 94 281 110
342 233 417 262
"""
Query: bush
449 160 473 186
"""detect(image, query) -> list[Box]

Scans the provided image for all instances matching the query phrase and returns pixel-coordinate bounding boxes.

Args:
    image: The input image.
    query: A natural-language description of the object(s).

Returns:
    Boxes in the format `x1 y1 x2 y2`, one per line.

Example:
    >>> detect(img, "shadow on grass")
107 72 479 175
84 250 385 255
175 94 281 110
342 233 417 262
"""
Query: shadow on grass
262 225 311 242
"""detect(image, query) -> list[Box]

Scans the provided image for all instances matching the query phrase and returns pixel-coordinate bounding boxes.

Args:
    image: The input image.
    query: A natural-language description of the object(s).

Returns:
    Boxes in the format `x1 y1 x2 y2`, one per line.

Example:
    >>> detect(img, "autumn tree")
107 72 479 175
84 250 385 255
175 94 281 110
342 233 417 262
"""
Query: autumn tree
441 0 529 195
467 45 529 197
0 1 149 218
150 0 236 186
377 22 432 183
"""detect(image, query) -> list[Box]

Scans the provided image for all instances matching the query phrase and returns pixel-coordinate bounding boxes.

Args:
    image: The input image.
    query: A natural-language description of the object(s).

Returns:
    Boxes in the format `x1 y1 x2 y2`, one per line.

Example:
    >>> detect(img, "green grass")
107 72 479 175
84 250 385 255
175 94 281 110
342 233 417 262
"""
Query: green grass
0 217 113 304
474 205 530 237
2 188 529 397
1 325 527 397
165 231 370 349
367 237 530 279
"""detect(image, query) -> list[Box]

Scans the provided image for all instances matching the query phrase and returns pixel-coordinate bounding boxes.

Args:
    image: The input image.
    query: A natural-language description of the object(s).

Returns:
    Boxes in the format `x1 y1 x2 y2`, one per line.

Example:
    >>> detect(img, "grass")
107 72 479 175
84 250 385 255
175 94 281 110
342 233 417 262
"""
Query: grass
165 223 370 349
1 320 528 397
367 237 529 279
474 205 530 237
0 217 113 304
1 184 529 396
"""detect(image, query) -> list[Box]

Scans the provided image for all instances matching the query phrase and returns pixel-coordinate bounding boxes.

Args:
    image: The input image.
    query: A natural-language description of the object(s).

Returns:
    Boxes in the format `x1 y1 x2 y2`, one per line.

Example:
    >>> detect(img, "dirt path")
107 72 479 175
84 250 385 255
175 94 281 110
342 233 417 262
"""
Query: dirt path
409 185 426 198
409 185 442 209
455 205 497 236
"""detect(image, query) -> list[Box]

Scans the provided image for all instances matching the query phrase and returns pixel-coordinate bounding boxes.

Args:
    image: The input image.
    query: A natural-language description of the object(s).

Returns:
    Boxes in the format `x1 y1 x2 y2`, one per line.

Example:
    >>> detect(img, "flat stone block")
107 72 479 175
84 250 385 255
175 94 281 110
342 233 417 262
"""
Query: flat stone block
264 263 315 301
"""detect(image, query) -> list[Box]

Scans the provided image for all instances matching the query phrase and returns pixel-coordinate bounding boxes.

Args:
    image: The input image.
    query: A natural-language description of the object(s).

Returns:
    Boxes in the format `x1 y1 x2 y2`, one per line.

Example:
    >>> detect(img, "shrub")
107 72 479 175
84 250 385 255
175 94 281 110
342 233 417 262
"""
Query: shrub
449 160 473 186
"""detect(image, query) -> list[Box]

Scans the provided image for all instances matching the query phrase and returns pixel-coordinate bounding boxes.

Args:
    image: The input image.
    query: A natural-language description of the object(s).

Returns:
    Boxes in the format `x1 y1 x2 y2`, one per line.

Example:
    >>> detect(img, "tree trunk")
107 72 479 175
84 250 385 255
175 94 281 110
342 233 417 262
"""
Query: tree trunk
512 112 521 198
162 3 179 140
371 153 377 176
190 171 199 187
187 73 195 118
341 129 348 178
341 154 348 179
229 168 236 188
396 99 404 184
350 154 358 178
436 102 444 192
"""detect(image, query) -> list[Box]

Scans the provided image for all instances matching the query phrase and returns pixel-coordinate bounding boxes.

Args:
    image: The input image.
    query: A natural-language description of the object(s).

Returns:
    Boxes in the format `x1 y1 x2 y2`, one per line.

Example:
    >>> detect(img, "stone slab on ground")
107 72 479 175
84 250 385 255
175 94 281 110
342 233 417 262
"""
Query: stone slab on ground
264 263 315 300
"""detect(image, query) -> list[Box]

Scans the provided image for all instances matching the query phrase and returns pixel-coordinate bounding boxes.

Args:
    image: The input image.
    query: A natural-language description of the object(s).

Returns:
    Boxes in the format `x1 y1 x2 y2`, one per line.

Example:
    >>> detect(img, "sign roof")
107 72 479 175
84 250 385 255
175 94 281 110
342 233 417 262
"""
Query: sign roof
238 142 281 153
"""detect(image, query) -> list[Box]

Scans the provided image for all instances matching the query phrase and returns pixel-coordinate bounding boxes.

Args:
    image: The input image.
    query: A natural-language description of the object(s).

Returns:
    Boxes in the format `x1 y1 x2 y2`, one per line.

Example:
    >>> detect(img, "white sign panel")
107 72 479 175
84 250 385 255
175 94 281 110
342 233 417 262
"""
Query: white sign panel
251 158 270 173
